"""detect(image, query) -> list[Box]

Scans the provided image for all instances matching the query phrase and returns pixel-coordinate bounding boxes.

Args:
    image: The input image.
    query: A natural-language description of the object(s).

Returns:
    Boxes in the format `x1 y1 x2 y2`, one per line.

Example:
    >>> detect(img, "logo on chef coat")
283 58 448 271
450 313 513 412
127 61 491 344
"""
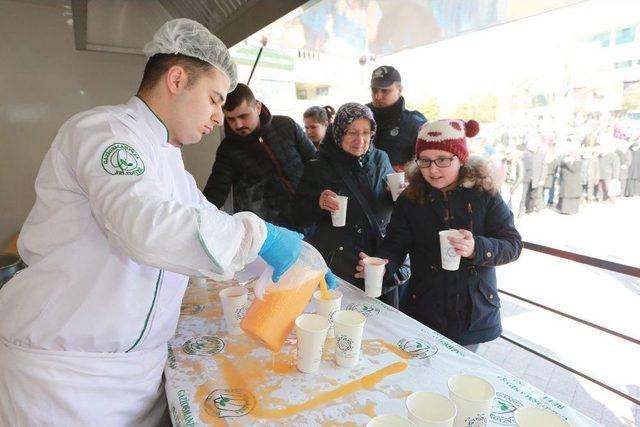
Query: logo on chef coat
346 303 380 317
205 388 255 418
101 142 145 176
397 337 438 359
490 392 523 425
182 336 225 355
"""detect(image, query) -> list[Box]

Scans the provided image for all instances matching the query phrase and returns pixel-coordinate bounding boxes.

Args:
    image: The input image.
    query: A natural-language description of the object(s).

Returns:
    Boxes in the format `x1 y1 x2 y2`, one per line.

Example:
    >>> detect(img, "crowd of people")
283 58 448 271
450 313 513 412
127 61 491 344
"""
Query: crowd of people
475 128 640 217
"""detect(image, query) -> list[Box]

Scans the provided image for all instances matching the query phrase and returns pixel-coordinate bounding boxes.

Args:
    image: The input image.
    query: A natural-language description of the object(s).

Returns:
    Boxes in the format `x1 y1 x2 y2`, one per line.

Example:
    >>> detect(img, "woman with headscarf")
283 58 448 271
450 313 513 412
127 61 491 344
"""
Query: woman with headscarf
294 103 399 306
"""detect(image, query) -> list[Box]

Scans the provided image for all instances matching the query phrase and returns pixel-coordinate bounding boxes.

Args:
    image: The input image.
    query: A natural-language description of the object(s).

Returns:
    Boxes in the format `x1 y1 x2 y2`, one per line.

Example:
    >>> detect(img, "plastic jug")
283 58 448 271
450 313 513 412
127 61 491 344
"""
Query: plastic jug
241 242 327 352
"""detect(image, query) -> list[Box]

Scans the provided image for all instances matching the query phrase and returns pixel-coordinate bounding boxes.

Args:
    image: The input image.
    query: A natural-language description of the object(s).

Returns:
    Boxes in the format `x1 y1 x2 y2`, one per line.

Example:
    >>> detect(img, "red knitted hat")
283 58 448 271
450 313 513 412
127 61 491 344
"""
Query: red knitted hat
415 119 480 162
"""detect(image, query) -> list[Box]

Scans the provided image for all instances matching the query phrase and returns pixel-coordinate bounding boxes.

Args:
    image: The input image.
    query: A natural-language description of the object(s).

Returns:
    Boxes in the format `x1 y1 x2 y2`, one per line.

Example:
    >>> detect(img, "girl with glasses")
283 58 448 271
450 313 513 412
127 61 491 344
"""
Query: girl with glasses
356 119 522 351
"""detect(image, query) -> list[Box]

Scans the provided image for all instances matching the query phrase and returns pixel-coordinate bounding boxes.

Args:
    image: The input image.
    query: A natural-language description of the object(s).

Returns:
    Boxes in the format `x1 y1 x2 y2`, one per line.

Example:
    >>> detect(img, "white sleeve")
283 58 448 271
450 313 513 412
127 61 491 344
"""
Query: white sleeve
66 116 266 280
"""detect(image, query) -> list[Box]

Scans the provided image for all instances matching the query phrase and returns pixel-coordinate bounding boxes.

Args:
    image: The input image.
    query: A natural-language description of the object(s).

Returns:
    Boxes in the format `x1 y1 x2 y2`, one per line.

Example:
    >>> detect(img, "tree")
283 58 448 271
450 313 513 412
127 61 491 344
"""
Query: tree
409 97 440 120
454 94 498 123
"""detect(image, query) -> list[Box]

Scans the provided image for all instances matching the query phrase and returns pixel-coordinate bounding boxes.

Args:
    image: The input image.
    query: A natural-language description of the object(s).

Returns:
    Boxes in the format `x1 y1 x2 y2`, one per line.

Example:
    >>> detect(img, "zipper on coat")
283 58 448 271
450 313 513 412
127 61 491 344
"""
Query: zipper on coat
126 269 164 352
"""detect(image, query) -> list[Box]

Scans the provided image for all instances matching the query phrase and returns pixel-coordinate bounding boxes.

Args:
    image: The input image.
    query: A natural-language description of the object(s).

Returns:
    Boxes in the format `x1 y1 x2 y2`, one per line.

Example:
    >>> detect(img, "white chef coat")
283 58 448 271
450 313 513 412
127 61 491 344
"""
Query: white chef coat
0 96 266 426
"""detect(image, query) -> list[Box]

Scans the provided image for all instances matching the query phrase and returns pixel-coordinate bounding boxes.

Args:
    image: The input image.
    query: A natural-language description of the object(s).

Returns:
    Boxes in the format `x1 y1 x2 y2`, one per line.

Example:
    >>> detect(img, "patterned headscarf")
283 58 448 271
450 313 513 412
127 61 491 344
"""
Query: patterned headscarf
332 102 377 146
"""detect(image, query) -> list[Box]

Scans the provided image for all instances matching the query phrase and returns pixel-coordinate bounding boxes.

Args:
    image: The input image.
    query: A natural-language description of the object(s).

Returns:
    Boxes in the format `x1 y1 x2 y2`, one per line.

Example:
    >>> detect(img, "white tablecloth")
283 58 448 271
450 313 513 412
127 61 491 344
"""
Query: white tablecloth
165 274 599 426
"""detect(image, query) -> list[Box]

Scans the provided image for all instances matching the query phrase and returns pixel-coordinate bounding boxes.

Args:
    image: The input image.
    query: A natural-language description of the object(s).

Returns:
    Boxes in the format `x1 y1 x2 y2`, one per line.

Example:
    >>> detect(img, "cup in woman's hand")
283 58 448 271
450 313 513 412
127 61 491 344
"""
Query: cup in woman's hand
331 196 348 227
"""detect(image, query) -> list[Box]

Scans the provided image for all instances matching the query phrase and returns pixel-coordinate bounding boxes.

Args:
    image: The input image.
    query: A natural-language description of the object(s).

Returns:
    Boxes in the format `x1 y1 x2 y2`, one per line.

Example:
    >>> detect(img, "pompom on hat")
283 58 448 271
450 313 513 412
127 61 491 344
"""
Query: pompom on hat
415 119 480 163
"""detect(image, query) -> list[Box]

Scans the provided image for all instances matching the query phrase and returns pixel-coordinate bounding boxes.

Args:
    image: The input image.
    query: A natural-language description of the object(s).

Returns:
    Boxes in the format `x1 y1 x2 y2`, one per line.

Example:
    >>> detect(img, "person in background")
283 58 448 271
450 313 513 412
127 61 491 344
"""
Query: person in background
521 136 548 214
615 139 633 197
580 140 599 202
596 138 620 203
294 103 405 307
356 119 522 351
203 84 317 229
367 65 427 171
500 147 524 218
557 147 583 214
543 142 559 207
625 137 640 197
303 105 334 148
0 19 318 425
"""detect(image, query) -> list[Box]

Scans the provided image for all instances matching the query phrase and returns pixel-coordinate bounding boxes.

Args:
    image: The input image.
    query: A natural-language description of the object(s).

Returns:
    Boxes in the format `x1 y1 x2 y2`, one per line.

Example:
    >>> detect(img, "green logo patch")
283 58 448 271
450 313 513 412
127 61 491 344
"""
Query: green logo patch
101 143 145 175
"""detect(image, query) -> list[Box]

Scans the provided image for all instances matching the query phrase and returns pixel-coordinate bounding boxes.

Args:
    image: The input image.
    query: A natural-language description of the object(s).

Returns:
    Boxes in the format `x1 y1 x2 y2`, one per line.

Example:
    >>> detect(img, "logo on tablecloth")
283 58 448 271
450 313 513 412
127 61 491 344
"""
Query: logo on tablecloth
336 335 354 352
397 337 438 359
346 303 380 317
496 376 568 420
180 302 205 315
205 388 255 418
182 336 225 355
490 392 523 425
464 414 488 427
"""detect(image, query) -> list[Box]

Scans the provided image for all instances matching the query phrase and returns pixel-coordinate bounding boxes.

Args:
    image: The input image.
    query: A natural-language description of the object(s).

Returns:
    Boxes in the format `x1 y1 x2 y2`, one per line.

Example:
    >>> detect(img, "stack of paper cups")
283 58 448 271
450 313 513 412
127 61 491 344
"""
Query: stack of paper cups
439 230 464 271
219 286 248 335
295 313 329 373
448 374 495 427
387 172 405 202
313 290 343 337
363 257 385 298
332 310 366 368
331 196 348 227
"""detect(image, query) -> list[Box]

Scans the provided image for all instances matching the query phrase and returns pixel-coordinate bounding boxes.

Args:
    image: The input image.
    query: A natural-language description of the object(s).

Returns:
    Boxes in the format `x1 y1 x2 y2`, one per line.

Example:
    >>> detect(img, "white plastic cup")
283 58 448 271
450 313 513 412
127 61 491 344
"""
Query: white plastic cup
219 286 248 335
367 414 412 427
439 230 464 271
387 172 405 202
313 290 343 338
295 313 330 373
332 310 366 368
363 257 386 298
331 196 348 227
406 392 457 427
448 374 496 427
514 407 570 427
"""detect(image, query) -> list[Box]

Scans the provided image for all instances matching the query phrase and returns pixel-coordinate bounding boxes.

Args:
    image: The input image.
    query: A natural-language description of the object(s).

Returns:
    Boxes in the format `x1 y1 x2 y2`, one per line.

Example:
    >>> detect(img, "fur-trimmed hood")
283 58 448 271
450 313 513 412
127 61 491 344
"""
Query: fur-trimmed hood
457 156 499 195
403 155 499 204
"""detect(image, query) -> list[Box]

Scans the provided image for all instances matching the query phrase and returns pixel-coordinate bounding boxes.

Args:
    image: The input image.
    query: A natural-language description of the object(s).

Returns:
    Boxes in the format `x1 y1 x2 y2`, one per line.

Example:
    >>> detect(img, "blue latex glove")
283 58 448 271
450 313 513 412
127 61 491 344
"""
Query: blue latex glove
259 222 303 282
324 269 337 290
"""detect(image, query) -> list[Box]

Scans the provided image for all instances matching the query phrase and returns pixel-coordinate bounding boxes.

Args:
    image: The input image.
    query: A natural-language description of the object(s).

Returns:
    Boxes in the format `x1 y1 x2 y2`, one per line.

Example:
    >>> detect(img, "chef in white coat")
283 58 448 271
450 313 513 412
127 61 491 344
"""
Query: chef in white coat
0 19 330 426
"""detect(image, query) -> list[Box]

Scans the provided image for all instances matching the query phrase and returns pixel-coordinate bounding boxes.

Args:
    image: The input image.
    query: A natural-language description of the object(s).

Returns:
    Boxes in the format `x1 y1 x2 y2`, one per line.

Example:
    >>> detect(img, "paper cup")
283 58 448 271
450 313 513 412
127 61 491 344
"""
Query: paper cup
448 374 495 427
367 414 412 427
406 392 457 427
439 230 463 271
331 196 348 227
313 290 343 337
295 313 329 373
363 257 386 298
332 310 366 368
219 286 248 335
514 407 570 427
387 172 405 202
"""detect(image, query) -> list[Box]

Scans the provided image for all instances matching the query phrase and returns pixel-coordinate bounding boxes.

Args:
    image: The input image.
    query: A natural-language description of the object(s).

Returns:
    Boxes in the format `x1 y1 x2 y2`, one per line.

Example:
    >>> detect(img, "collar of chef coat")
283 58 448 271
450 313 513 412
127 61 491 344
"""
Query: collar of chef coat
128 95 172 147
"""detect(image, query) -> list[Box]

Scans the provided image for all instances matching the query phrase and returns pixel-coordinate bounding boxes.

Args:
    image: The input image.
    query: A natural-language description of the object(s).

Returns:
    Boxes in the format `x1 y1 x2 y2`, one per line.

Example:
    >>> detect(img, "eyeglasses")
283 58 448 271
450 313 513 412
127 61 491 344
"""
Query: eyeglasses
415 156 457 168
344 130 373 140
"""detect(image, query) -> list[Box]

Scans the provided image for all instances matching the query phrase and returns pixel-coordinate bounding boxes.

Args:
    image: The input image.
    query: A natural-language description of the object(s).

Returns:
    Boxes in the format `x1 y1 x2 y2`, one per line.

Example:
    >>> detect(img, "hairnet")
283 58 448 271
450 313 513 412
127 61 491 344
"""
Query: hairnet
143 18 238 92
